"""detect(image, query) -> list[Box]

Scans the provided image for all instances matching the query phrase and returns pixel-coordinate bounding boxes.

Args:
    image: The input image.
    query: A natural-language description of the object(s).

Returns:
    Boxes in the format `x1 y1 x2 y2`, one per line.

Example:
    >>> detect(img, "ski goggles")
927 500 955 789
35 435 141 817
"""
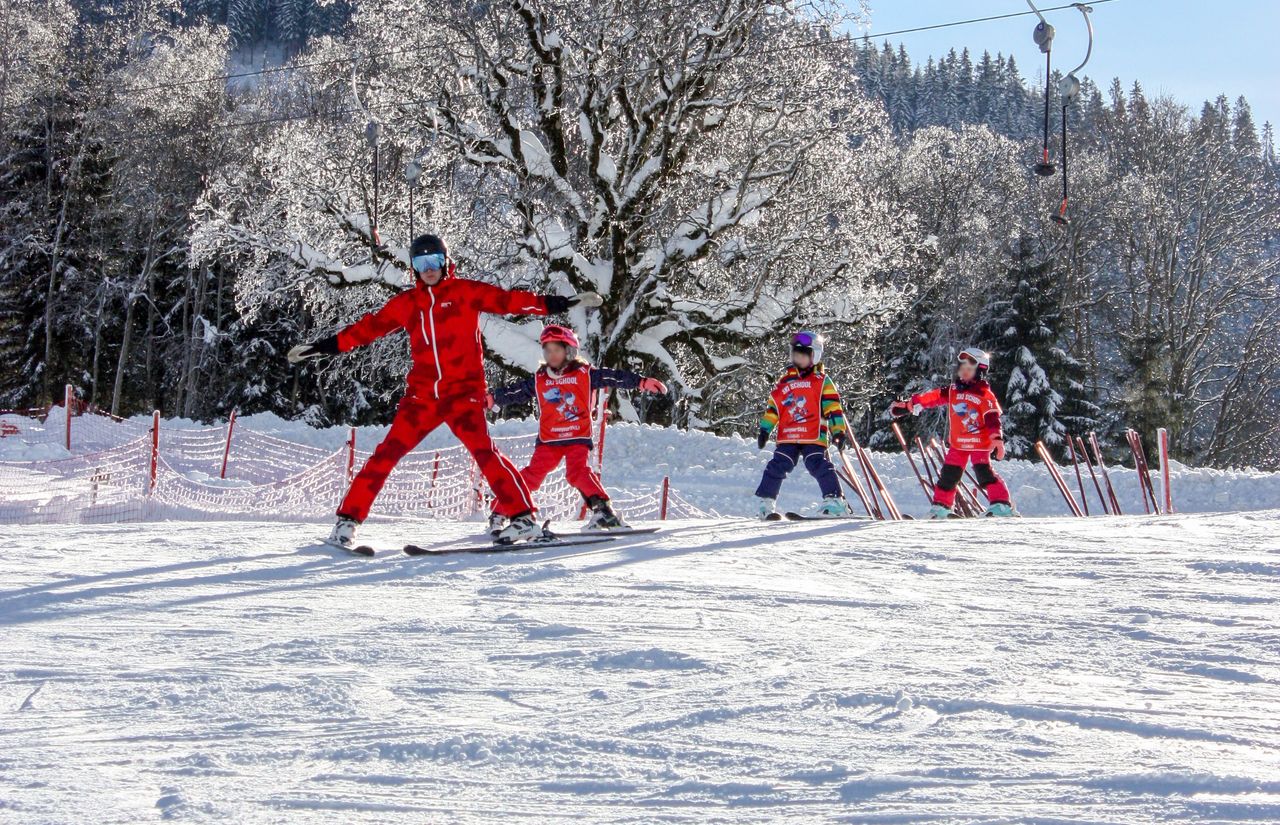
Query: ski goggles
412 252 447 273
957 352 980 365
791 332 817 348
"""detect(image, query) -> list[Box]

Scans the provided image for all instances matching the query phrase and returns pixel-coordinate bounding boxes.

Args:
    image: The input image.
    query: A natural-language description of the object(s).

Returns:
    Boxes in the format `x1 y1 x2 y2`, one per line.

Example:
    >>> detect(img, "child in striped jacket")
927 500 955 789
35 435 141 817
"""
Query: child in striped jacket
753 331 853 519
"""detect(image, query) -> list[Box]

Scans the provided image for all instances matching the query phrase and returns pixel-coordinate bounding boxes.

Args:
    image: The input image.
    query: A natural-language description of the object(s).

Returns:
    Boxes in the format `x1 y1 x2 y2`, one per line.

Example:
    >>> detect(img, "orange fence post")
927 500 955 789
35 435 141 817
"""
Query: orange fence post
220 409 237 479
346 427 357 485
64 383 74 451
1158 427 1174 514
149 410 160 494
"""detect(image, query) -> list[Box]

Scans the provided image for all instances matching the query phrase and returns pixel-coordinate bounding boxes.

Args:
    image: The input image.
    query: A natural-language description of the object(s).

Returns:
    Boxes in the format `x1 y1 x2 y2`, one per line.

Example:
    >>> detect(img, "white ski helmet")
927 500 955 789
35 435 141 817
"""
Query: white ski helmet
957 346 990 377
791 330 824 365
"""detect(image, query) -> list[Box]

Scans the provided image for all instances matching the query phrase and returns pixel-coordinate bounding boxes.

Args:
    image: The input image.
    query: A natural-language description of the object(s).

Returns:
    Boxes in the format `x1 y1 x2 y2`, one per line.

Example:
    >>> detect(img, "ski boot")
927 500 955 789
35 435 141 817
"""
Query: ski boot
757 496 779 520
326 516 359 550
494 511 543 545
815 496 852 518
585 496 627 530
983 502 1017 518
487 511 507 537
926 504 954 520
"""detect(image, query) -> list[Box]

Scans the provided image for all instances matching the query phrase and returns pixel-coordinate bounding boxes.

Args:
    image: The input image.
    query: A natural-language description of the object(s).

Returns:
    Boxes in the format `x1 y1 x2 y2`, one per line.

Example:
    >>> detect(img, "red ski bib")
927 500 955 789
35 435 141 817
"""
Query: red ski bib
771 377 824 443
536 367 594 442
946 386 1000 451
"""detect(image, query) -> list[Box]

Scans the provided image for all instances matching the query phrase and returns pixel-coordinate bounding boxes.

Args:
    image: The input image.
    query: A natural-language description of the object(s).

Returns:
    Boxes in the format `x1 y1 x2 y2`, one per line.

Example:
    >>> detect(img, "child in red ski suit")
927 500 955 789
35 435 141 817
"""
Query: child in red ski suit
288 233 602 548
485 324 668 531
891 347 1015 518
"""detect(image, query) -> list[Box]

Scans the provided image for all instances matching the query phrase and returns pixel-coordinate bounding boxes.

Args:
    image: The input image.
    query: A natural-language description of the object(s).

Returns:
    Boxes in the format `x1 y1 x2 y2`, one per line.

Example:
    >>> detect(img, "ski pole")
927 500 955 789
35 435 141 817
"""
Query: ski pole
1128 430 1161 514
925 439 976 518
1139 435 1161 514
915 436 938 486
851 444 885 520
1125 430 1159 514
1089 431 1123 515
961 463 990 503
855 438 902 521
835 447 876 519
929 438 983 516
1066 437 1091 516
893 422 934 505
1035 440 1084 516
1076 435 1109 515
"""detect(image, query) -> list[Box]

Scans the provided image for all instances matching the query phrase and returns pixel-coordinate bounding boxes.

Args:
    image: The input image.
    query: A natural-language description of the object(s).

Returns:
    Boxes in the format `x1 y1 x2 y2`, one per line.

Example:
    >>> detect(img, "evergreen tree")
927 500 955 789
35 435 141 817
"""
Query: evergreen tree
981 238 1099 458
1232 96 1260 156
867 294 940 451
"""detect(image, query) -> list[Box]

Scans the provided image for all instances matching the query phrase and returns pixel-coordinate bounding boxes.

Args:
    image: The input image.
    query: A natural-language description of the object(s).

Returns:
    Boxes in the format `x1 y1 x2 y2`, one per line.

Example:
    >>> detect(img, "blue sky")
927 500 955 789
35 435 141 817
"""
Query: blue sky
852 1 1280 135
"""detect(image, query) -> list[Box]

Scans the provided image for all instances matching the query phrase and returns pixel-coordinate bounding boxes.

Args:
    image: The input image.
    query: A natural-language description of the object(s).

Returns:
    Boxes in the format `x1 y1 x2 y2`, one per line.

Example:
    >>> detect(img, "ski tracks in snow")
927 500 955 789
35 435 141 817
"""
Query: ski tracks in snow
0 513 1278 822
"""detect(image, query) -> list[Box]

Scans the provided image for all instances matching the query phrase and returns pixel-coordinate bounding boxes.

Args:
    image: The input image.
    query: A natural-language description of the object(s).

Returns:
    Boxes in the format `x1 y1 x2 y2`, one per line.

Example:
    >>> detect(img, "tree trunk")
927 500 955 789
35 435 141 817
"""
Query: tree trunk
88 279 107 405
144 266 157 411
182 266 209 418
41 128 84 403
111 213 161 416
109 293 138 418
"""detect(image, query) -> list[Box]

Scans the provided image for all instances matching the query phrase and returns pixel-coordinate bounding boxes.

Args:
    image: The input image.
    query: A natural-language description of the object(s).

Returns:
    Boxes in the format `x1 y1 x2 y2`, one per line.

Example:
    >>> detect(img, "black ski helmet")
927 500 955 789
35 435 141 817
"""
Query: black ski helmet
410 233 447 259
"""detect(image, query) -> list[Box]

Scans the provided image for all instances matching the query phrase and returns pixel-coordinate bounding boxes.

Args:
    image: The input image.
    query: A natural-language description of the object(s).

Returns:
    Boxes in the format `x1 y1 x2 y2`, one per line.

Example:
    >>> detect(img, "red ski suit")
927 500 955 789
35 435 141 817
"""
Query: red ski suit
910 380 1011 508
335 276 550 522
489 360 646 503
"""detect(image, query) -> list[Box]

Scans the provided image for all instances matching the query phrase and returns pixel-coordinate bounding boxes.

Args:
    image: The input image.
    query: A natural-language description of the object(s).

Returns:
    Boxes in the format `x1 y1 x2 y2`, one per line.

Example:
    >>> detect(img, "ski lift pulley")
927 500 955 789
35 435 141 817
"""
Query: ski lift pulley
1050 3 1094 227
1027 1 1057 176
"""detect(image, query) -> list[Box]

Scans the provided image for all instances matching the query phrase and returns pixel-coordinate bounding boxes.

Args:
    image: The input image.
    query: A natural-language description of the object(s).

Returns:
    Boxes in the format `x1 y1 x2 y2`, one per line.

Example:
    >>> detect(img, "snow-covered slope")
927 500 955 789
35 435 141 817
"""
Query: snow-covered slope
2 512 1279 822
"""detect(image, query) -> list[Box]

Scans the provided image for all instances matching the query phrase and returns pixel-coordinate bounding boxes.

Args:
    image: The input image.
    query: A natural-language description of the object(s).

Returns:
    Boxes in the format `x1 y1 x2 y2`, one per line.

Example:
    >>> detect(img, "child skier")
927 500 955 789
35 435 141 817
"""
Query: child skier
753 331 853 519
890 347 1015 518
287 233 602 549
485 324 668 532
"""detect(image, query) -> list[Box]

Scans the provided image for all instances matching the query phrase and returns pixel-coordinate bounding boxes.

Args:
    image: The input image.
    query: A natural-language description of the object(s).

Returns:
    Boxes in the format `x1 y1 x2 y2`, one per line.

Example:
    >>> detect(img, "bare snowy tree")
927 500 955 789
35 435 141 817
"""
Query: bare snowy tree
196 0 912 425
1090 95 1280 465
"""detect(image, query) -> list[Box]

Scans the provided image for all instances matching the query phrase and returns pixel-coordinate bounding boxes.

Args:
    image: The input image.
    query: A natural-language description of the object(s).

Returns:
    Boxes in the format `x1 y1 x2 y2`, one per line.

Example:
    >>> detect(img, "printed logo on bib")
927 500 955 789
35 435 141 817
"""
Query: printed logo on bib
781 389 812 422
541 384 586 422
952 400 982 435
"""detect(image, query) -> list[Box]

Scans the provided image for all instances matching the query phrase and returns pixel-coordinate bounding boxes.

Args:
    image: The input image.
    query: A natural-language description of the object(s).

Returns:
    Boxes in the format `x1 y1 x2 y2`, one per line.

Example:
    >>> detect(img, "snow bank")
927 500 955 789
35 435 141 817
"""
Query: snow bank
228 412 1275 517
2 409 1277 519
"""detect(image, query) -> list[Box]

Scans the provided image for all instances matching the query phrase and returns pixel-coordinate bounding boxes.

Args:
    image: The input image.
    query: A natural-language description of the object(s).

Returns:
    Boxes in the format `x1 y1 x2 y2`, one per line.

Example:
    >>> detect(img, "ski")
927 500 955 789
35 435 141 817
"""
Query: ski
576 526 661 537
403 535 616 556
763 512 785 522
321 539 376 557
783 511 867 521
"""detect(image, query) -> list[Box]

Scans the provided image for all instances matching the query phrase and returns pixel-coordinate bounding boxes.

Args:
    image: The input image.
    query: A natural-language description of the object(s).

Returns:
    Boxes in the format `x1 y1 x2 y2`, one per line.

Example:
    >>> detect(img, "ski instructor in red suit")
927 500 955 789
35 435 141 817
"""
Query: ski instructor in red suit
288 233 602 550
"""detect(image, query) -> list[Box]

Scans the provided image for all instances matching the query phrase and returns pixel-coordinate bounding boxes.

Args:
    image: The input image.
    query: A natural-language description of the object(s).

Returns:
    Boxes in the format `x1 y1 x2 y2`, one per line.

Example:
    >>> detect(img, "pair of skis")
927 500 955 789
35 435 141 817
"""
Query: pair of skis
764 511 865 522
328 526 660 558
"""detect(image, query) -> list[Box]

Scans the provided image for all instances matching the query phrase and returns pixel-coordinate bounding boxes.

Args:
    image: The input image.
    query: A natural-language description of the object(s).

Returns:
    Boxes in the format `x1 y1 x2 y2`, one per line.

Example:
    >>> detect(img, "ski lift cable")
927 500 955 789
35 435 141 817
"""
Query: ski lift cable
9 2 1119 154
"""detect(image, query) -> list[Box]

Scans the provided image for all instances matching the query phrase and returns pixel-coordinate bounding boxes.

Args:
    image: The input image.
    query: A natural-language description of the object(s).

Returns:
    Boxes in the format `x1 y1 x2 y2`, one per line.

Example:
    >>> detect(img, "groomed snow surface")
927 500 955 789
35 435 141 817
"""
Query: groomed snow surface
2 511 1280 823
2 415 1280 822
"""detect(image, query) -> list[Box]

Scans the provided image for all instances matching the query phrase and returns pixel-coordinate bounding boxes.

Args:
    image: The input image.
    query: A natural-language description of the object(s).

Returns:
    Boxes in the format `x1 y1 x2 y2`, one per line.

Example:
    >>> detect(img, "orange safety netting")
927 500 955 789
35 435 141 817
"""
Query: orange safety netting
0 402 714 525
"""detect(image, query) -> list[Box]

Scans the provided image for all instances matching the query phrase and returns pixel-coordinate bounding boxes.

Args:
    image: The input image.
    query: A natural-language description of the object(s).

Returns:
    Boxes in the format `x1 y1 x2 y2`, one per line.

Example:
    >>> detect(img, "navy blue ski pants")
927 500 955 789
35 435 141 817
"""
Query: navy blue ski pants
755 443 841 499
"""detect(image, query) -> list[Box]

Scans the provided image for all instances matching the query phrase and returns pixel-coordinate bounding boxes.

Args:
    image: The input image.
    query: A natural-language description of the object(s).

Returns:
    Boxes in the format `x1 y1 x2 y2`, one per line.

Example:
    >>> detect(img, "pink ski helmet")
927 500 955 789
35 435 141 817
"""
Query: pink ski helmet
540 324 580 359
